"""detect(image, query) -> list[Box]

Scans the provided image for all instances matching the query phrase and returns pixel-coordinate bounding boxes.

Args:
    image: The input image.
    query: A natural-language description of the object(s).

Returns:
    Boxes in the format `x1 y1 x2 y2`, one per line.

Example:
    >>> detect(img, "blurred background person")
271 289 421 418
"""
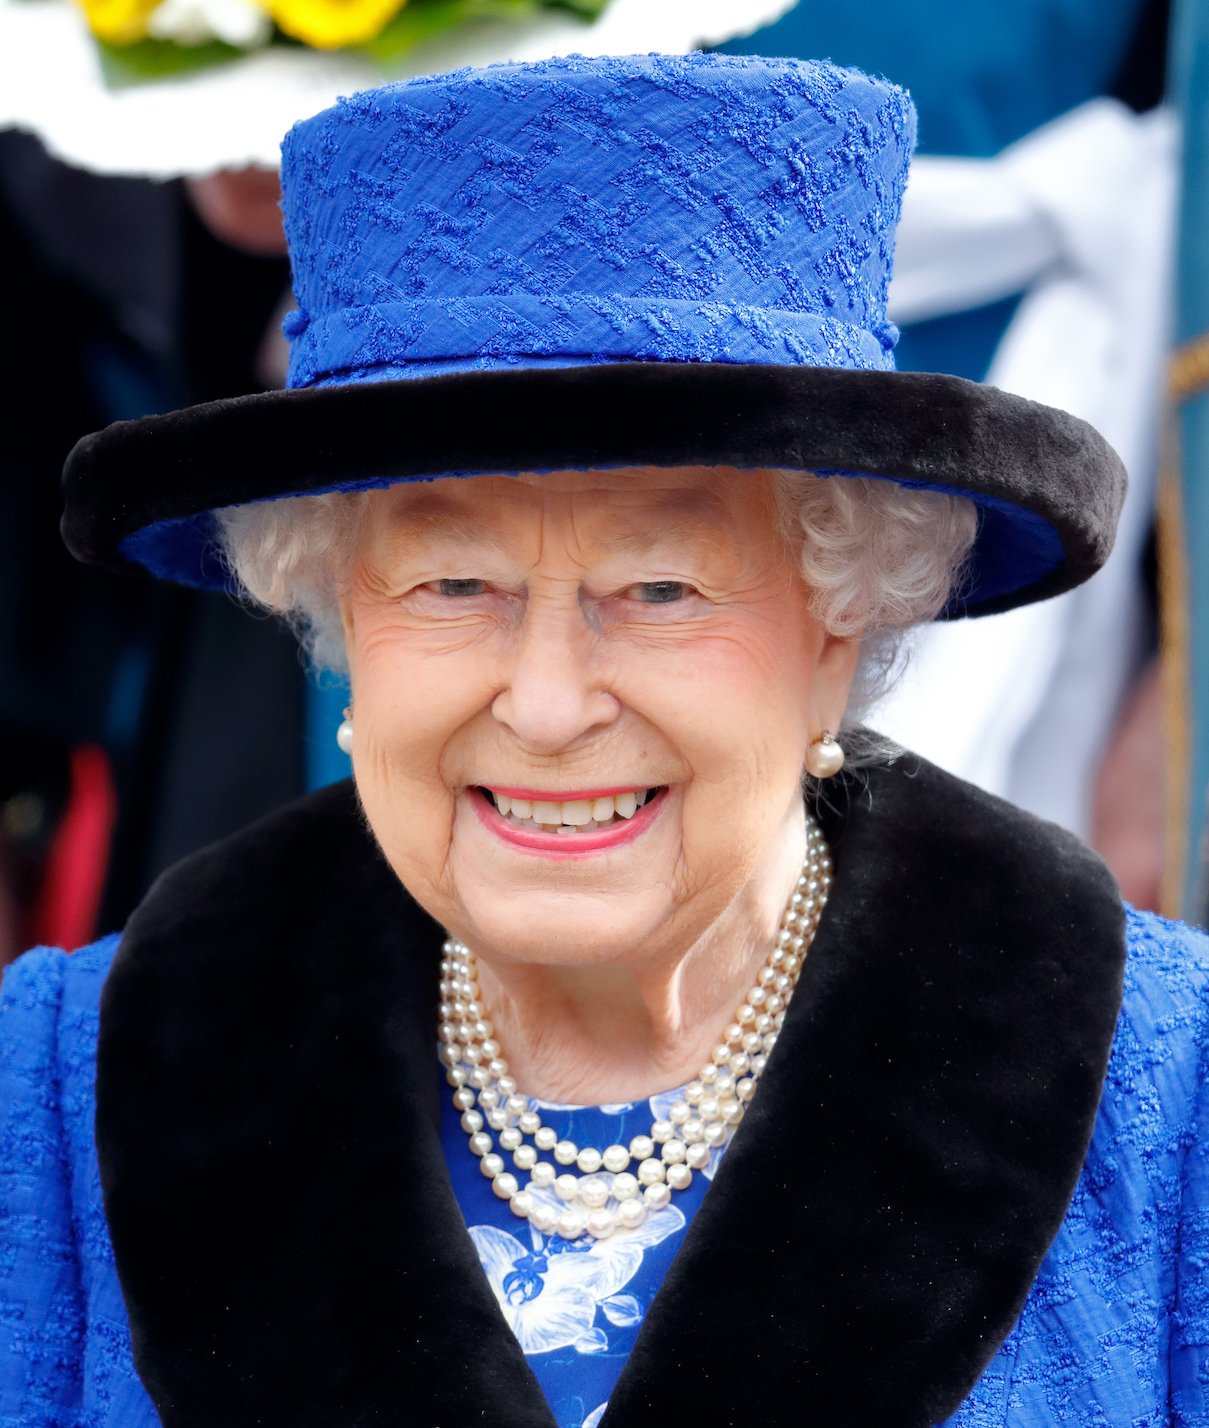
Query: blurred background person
0 138 302 964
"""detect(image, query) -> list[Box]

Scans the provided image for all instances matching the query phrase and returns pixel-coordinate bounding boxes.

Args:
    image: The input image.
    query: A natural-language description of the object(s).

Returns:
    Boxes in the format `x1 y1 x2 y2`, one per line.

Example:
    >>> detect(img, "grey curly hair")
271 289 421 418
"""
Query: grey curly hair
214 471 977 719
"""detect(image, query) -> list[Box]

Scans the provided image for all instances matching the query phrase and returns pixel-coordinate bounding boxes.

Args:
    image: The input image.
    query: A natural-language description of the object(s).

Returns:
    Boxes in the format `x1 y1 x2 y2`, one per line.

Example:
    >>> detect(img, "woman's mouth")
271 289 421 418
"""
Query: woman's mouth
470 785 667 853
479 786 663 832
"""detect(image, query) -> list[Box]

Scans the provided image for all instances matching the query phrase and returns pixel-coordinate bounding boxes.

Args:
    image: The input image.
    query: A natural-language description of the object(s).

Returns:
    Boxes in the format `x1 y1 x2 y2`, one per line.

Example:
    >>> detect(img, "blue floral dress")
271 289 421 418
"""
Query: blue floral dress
442 1083 721 1428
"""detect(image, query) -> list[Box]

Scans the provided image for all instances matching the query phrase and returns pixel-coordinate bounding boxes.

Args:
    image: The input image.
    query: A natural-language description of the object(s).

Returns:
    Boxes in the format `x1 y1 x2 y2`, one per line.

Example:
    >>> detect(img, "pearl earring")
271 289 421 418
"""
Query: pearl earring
336 707 354 755
805 730 844 779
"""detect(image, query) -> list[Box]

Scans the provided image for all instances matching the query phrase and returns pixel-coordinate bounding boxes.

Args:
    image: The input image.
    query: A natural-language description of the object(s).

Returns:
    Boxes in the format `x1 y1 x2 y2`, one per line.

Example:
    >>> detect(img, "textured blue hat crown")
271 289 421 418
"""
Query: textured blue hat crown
280 53 916 390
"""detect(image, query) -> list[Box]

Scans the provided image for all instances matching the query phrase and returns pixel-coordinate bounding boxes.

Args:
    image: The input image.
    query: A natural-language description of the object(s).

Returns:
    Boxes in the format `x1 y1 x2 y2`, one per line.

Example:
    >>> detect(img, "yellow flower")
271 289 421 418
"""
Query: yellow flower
262 0 406 49
77 0 161 44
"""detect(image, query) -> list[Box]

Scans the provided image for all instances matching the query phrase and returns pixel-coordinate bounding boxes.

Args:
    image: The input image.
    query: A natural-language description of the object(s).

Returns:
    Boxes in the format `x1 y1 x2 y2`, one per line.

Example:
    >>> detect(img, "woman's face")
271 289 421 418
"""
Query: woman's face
341 467 858 970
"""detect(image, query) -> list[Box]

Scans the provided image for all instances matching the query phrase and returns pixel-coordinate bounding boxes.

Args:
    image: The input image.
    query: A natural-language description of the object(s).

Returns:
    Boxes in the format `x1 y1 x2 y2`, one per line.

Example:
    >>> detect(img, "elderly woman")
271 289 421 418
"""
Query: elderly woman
2 53 1206 1428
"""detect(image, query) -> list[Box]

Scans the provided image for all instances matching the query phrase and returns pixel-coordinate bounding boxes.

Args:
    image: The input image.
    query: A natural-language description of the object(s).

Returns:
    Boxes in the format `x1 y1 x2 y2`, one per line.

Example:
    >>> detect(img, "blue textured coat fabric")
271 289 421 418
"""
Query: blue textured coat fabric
1 906 1207 1426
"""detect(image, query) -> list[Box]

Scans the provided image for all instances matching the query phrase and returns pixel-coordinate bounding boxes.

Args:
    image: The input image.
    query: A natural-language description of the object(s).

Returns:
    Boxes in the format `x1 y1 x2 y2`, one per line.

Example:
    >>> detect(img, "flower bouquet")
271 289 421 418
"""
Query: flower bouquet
80 0 609 83
0 0 797 175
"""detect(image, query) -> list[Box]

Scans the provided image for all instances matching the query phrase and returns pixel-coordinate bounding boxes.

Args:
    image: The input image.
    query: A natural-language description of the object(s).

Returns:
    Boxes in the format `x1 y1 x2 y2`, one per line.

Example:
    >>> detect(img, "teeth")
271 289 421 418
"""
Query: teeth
485 788 659 831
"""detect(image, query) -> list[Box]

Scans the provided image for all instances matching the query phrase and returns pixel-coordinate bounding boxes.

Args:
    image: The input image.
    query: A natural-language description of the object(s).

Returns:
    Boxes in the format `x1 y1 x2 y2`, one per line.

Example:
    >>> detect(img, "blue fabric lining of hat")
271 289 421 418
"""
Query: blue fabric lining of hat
114 53 1068 608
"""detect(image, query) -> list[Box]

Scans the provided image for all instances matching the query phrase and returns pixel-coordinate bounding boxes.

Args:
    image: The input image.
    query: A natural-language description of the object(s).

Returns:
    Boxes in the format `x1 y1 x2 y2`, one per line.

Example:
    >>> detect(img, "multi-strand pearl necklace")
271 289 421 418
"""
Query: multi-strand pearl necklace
440 814 832 1242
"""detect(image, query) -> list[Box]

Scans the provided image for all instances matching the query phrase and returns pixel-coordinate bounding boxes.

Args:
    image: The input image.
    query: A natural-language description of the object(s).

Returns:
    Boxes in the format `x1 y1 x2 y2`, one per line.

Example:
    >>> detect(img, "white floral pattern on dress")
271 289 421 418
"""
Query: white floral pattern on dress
463 1091 725 1425
469 1183 685 1355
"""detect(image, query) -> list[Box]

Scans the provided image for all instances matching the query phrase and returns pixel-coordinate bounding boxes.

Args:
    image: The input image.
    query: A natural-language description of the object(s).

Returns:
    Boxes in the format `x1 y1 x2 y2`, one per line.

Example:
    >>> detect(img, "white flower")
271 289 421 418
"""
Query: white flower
469 1189 684 1356
146 0 270 47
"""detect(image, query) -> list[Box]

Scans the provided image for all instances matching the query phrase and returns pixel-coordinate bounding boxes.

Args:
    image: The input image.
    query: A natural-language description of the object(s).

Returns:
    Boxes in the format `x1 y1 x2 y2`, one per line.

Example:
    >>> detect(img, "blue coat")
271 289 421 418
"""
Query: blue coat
2 766 1208 1426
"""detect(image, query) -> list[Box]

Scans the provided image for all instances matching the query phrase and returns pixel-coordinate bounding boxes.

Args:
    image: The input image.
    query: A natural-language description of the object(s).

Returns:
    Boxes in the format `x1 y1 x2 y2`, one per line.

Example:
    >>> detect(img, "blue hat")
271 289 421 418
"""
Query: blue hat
62 52 1125 616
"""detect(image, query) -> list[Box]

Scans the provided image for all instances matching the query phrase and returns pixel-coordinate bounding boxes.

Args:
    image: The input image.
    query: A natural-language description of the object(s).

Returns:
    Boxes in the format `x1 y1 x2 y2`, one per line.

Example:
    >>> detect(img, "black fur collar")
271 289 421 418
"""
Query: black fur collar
96 753 1125 1427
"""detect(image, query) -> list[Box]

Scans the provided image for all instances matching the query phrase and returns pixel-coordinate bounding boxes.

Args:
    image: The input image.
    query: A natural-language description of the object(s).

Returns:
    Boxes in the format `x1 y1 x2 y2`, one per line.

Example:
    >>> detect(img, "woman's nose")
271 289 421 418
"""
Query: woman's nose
490 602 620 755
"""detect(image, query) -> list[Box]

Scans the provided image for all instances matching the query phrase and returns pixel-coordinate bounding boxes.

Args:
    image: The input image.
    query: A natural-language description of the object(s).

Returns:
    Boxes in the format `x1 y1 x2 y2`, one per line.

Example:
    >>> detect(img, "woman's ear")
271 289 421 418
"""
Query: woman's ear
812 632 862 733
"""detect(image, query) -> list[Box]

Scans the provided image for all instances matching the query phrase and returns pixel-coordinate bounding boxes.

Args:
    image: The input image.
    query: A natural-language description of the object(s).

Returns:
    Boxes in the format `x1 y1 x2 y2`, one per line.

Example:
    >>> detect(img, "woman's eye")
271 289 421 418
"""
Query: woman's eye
627 581 692 604
434 578 487 597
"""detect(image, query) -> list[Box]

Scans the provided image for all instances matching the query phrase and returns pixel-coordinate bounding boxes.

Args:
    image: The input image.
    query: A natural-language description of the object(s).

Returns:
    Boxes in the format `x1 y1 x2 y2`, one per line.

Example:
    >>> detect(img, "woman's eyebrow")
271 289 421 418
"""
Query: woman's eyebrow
608 520 742 573
605 513 730 560
380 507 513 557
379 486 726 560
593 487 727 550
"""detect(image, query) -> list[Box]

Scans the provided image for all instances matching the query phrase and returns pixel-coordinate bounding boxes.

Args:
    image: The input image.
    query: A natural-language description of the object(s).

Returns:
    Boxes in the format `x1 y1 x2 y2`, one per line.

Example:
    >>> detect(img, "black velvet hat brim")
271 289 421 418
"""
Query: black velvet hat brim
61 361 1127 617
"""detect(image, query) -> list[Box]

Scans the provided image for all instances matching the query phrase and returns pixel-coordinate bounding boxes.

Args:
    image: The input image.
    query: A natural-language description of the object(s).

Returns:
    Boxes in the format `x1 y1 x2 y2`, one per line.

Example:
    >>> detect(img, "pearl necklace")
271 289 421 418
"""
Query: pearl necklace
440 814 832 1242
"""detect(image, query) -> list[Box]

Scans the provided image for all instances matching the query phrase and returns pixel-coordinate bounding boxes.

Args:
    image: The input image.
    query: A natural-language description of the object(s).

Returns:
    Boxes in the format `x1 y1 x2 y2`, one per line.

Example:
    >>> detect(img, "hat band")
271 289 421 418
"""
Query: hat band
285 294 898 389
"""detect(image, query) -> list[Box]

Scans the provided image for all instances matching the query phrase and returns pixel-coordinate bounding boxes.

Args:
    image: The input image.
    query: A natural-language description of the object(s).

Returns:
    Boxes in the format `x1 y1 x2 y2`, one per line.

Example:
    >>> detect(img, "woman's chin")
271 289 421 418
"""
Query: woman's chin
441 788 756 966
450 892 673 969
